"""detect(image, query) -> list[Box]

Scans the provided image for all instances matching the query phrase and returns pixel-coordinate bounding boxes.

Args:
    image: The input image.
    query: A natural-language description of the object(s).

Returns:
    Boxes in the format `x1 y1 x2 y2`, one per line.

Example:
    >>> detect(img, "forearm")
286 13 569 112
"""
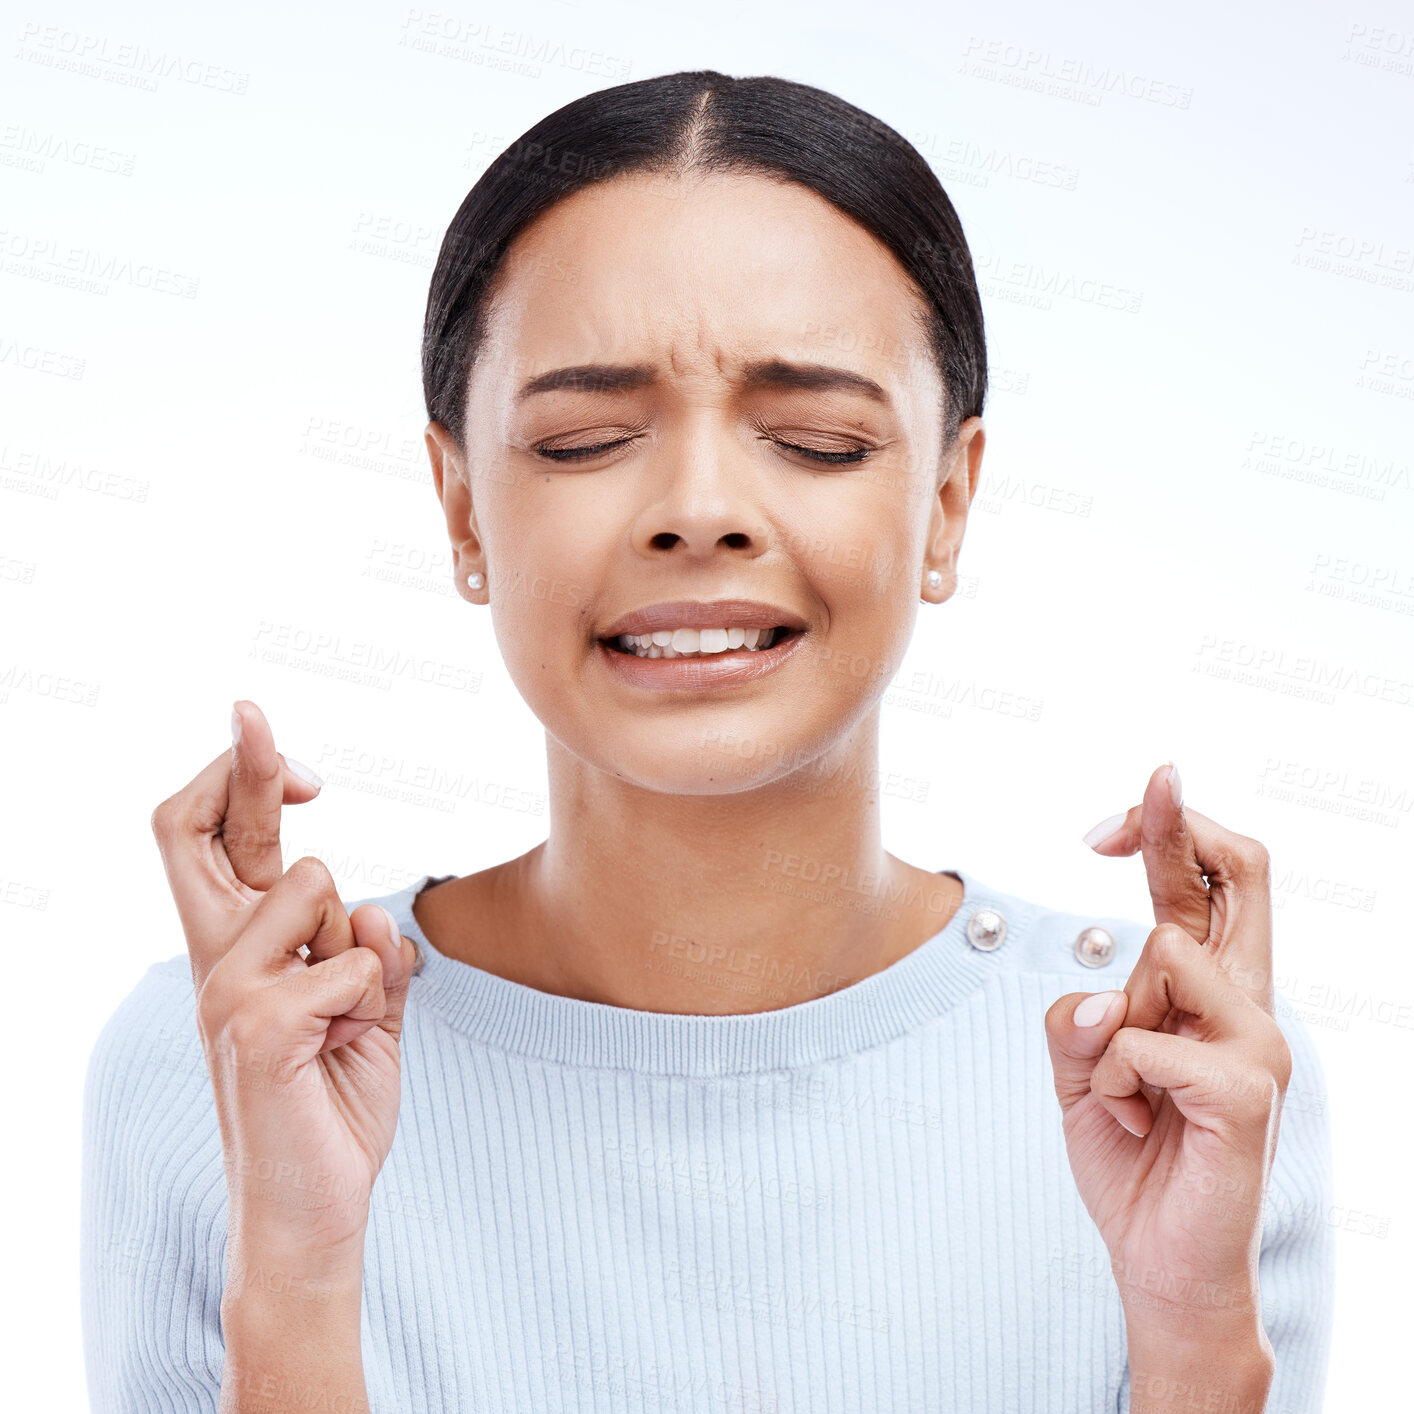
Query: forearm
219 1235 370 1414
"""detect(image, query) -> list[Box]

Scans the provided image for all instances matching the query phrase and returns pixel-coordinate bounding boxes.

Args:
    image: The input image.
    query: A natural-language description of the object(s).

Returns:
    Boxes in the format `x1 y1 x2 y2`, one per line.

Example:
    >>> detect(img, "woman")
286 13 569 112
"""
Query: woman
82 70 1332 1412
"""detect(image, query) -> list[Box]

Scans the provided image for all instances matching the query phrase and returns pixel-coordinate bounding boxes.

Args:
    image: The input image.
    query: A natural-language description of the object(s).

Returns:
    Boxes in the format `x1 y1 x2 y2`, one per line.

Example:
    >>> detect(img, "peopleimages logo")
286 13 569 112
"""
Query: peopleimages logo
959 36 1193 108
396 9 632 81
0 123 137 176
15 22 249 94
0 228 199 298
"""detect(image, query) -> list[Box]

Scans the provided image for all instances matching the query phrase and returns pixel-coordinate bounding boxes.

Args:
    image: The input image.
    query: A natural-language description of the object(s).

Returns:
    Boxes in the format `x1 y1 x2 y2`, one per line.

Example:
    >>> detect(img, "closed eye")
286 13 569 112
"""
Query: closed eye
771 440 873 466
533 436 874 465
534 438 637 462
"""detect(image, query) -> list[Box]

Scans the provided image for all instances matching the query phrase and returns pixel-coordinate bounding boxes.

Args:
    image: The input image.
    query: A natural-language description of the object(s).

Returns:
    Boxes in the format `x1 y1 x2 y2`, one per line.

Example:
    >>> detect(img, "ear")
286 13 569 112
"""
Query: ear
923 416 984 602
425 421 487 604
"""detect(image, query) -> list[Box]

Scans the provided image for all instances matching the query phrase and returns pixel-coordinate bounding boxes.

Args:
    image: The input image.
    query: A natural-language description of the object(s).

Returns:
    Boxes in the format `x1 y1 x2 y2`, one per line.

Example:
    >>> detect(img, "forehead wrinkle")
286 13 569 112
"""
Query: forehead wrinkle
511 356 904 414
478 188 941 433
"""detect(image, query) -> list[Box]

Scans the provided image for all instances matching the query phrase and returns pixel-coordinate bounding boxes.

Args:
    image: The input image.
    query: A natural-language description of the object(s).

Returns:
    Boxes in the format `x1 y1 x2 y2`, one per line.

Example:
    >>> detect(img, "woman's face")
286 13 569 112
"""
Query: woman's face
428 169 984 794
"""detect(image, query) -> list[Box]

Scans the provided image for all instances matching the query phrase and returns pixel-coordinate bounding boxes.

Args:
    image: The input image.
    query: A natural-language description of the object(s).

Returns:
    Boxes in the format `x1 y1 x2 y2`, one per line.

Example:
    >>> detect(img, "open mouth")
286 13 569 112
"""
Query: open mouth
602 626 805 659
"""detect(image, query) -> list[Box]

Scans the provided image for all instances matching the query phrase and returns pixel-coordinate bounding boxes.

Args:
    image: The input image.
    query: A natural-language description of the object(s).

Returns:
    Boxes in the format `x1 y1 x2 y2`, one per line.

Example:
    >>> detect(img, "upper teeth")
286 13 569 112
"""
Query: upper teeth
613 626 782 658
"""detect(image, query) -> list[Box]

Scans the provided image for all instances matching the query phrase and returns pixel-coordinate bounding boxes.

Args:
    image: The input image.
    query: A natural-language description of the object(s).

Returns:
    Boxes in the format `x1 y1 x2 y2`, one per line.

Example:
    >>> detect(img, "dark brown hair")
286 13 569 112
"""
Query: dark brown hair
422 69 987 451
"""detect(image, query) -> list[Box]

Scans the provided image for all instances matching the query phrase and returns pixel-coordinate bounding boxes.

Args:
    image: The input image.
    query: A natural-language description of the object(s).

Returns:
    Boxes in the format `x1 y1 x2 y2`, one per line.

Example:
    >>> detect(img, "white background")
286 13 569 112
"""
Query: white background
3 1 1410 1408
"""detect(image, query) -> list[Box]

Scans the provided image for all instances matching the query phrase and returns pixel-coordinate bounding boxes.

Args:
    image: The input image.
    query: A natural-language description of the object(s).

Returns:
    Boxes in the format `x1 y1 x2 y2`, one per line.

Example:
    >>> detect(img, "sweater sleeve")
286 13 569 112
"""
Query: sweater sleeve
80 958 230 1412
1252 998 1336 1411
1116 999 1336 1413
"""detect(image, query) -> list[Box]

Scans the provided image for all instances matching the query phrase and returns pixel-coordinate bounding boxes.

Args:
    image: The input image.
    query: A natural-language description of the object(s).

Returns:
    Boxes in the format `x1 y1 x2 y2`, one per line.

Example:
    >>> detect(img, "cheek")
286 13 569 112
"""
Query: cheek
477 506 588 665
814 589 916 694
795 491 919 609
797 519 920 691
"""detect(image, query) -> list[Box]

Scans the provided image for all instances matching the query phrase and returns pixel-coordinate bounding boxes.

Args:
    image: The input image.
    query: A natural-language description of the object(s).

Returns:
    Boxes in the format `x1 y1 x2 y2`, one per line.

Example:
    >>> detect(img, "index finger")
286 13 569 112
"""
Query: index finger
1122 923 1260 1038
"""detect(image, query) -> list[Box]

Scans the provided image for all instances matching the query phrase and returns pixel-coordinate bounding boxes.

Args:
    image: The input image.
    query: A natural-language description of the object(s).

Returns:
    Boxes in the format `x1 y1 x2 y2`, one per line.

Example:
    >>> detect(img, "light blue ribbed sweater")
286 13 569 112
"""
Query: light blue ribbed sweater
81 866 1334 1412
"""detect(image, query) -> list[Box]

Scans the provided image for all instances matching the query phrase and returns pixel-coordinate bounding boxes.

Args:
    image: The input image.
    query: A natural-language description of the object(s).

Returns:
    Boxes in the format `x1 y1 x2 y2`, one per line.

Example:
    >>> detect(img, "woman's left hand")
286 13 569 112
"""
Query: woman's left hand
1044 763 1291 1372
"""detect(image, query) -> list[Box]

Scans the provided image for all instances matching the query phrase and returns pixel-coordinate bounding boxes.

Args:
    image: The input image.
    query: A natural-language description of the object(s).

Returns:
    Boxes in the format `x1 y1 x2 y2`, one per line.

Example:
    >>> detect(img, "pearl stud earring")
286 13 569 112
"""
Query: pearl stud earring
467 571 484 590
925 569 943 590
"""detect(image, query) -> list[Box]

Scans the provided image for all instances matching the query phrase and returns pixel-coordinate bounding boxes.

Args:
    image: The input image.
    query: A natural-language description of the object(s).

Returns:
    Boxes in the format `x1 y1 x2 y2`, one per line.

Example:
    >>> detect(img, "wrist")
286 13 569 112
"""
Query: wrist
229 1206 368 1280
222 1154 372 1262
1120 1282 1266 1350
1115 1257 1264 1339
222 1226 366 1335
1126 1319 1275 1414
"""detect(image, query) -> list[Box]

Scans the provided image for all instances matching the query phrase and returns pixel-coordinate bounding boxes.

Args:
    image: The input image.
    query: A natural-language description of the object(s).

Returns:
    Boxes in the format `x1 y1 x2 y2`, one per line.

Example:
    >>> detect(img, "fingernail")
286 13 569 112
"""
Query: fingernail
1081 811 1127 850
285 757 324 789
1166 761 1183 809
378 907 404 980
1073 990 1124 1027
1117 1114 1148 1138
230 703 243 747
379 904 399 942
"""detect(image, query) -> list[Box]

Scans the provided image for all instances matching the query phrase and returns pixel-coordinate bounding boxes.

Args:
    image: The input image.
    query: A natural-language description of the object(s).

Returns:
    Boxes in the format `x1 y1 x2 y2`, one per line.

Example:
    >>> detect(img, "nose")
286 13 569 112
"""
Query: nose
628 422 771 562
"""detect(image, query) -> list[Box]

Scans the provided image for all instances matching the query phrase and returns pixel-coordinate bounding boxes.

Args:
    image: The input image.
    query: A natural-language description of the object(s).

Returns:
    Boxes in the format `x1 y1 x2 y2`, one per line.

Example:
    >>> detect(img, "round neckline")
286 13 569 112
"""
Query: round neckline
392 865 1023 1075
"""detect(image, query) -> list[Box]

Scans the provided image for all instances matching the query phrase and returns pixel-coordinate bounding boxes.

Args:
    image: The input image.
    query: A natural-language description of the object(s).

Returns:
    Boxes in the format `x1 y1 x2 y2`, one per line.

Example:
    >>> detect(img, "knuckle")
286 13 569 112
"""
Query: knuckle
1237 1069 1281 1118
198 967 281 1054
195 969 234 1035
357 949 387 998
194 989 219 1039
222 1007 260 1053
284 855 336 897
1211 833 1271 884
1104 1025 1142 1070
316 944 378 991
222 818 281 857
337 945 381 984
149 798 180 843
1234 834 1272 881
1268 1029 1294 1090
1195 1049 1281 1119
1144 923 1191 969
310 951 381 1014
222 1009 284 1072
1088 1046 1124 1097
153 787 227 845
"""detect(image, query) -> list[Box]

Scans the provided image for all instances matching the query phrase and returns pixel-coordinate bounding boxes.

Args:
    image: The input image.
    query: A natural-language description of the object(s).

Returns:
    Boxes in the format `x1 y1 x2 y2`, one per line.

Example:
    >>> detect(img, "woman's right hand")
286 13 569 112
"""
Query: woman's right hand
150 699 419 1265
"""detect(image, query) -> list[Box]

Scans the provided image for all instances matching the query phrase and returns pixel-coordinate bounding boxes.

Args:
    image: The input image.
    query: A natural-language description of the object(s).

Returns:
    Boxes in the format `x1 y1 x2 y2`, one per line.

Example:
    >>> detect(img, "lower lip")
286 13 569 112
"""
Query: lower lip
596 630 807 690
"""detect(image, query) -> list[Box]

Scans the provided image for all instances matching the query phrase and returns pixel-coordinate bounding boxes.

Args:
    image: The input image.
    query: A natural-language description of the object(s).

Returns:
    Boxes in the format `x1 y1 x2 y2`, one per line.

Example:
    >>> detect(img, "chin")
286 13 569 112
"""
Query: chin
558 717 834 797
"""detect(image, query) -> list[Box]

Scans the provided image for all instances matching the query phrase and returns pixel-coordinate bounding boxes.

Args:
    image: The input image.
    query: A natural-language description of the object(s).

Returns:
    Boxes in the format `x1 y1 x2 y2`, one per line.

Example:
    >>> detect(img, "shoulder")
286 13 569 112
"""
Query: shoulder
951 867 1152 986
82 953 225 1229
957 867 1337 1081
85 953 212 1122
967 867 1339 1053
81 958 228 1406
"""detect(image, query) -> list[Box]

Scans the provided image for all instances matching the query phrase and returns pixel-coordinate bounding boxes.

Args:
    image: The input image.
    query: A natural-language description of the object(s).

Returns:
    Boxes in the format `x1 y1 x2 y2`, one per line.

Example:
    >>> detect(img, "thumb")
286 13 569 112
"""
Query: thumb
348 903 418 1045
1043 988 1130 1111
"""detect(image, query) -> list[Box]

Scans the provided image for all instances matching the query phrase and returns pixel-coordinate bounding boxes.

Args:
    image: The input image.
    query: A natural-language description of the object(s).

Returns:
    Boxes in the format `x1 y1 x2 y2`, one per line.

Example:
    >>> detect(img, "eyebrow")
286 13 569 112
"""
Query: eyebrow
513 358 890 405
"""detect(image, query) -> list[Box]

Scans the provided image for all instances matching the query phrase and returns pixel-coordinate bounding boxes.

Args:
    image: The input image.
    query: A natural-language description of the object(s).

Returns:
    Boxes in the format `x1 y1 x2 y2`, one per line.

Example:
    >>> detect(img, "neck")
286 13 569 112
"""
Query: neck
421 708 962 1014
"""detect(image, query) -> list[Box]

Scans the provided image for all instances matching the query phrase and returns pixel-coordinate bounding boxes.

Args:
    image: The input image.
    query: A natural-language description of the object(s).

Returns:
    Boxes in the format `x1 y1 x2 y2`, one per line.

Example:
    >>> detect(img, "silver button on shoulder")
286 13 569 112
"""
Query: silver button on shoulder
966 907 1007 952
1074 926 1115 968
